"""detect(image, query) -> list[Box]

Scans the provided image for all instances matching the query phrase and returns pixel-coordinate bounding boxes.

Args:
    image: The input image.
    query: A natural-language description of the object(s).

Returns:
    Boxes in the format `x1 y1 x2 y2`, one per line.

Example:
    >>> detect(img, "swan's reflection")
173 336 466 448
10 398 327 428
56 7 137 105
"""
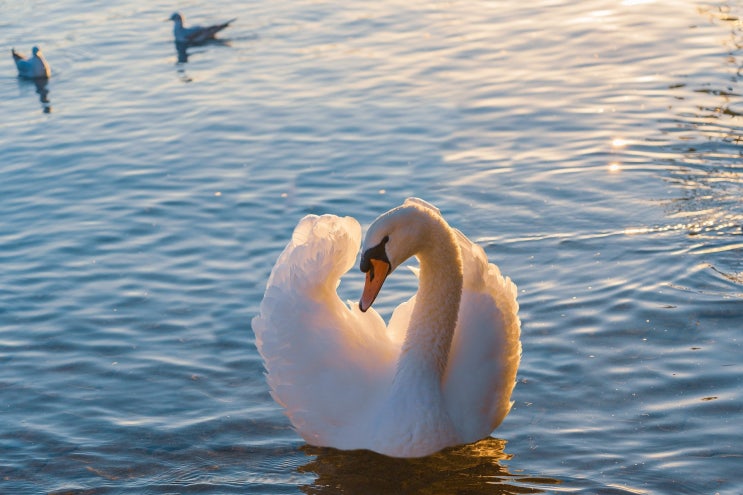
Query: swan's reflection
18 77 52 113
299 438 559 495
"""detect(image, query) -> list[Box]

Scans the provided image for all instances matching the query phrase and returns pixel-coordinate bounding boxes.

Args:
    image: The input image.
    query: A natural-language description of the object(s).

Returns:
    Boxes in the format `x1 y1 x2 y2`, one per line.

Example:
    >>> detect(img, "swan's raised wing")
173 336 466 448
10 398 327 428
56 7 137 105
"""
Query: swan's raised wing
444 230 522 443
252 214 395 447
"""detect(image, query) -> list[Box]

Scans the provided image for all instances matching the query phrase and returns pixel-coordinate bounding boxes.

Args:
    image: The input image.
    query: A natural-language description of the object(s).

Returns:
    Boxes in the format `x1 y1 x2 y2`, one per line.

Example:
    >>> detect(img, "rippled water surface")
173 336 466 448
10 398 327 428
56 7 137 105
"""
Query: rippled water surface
2 1 742 493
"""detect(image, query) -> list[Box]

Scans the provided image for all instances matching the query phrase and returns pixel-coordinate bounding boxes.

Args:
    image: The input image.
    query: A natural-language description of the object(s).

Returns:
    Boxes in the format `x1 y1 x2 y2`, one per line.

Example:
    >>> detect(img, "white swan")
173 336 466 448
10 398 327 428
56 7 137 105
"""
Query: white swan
12 46 51 79
252 198 521 458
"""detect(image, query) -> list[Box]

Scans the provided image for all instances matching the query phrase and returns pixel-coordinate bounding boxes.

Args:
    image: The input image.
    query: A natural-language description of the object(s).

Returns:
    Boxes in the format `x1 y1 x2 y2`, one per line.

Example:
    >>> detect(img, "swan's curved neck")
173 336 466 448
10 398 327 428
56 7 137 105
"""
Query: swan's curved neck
396 218 463 383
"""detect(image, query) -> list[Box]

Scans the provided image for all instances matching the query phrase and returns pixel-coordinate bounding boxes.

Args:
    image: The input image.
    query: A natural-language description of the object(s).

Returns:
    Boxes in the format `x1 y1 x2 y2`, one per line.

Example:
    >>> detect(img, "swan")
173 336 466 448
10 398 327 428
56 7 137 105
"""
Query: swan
12 46 51 79
252 198 521 458
168 12 236 45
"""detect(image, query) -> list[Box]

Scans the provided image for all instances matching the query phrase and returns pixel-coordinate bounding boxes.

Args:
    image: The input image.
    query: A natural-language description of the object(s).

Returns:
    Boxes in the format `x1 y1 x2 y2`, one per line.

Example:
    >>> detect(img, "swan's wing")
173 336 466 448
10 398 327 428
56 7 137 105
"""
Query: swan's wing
444 230 522 442
252 214 395 447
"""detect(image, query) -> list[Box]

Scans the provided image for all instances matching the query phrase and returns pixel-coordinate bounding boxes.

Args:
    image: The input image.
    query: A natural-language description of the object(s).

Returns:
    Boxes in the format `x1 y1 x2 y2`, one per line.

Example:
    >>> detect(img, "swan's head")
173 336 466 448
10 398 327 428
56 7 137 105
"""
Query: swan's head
359 198 441 312
359 232 391 312
169 12 183 24
32 46 41 56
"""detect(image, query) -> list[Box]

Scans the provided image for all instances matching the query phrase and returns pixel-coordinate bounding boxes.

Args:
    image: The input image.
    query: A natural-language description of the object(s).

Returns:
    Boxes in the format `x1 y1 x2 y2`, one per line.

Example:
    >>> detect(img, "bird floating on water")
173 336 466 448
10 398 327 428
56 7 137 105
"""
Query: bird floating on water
12 46 51 79
168 12 236 45
253 198 522 458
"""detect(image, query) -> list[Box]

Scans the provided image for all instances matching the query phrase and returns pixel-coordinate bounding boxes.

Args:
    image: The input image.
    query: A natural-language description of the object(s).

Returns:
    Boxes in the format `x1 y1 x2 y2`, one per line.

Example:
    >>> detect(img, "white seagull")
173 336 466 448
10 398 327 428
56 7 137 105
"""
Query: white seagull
169 12 236 45
12 46 51 79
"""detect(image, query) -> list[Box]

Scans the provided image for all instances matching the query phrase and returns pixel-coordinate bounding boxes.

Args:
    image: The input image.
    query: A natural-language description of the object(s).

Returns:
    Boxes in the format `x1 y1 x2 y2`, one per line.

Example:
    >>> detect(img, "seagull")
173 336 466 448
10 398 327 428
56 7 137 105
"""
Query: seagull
168 12 236 45
11 46 51 79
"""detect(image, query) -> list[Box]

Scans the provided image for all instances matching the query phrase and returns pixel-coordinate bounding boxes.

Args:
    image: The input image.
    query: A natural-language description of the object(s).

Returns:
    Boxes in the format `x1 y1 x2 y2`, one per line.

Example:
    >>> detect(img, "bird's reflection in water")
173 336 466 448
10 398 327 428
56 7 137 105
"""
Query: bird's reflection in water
173 39 233 83
175 41 190 64
18 77 52 113
35 78 52 114
299 438 560 495
174 42 192 83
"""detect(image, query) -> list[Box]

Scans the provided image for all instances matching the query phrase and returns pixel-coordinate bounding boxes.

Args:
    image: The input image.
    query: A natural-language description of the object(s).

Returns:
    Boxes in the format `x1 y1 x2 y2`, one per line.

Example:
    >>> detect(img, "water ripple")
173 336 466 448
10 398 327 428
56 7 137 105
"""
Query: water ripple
1 0 742 494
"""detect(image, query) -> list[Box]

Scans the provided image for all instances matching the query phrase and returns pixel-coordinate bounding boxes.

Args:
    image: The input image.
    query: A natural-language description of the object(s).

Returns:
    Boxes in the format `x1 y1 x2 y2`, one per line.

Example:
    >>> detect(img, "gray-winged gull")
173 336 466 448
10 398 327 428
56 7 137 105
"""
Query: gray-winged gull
12 46 51 79
169 12 236 44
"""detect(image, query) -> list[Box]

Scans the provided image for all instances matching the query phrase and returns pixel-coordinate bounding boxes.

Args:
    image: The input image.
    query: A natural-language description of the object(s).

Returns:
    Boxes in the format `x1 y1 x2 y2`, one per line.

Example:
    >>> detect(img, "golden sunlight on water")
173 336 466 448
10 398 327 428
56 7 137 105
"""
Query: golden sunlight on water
1 0 742 494
300 438 562 494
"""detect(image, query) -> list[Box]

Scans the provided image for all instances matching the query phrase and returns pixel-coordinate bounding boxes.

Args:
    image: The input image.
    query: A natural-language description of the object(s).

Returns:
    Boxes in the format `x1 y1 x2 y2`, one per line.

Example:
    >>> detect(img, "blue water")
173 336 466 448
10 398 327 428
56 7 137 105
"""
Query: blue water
2 1 741 493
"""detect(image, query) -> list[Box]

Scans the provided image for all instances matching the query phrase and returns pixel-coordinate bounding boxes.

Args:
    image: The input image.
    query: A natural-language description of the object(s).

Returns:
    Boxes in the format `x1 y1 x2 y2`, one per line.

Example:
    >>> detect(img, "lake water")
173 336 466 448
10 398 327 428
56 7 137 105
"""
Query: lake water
2 0 741 493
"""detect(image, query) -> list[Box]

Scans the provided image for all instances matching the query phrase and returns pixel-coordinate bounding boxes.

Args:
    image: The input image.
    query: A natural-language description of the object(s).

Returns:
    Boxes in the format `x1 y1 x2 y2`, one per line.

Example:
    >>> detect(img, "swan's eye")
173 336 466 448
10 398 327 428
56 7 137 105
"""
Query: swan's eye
360 236 390 274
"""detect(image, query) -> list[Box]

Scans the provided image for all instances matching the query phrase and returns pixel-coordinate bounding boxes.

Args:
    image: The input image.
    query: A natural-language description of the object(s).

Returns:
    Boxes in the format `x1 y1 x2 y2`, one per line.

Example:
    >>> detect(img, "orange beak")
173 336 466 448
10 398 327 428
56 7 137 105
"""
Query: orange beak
359 258 390 312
